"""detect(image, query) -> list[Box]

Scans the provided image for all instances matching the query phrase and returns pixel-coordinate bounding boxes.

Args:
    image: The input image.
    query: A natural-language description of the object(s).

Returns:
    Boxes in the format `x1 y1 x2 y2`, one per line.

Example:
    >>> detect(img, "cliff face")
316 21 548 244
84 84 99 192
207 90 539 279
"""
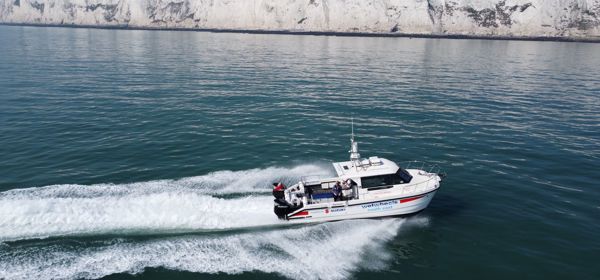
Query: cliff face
1 0 599 39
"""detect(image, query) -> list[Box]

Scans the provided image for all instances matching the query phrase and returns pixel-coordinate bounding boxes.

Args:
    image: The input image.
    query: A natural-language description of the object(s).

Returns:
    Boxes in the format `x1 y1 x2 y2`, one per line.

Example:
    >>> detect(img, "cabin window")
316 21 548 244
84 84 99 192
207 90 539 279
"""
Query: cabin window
396 168 413 183
360 168 413 189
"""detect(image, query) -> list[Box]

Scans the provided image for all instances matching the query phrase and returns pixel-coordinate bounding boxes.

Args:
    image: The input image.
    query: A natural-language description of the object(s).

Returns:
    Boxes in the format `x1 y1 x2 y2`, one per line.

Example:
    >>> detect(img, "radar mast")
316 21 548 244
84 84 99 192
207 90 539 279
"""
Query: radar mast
349 117 360 164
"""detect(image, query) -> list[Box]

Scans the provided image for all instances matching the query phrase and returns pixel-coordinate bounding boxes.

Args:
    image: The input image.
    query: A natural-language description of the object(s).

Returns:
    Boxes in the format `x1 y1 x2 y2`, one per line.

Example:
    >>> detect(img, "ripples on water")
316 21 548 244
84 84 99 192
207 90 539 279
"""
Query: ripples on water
0 25 599 279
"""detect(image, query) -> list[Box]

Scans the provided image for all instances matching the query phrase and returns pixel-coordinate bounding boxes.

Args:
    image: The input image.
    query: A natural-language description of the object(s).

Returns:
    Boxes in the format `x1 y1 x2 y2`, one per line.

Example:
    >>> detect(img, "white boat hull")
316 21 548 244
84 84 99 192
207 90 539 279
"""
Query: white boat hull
286 189 438 223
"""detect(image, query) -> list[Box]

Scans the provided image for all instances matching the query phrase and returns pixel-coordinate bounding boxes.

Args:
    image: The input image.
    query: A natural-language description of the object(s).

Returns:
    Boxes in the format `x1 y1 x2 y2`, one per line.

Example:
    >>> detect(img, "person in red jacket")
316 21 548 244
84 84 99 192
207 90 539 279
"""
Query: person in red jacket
273 182 286 191
272 182 286 199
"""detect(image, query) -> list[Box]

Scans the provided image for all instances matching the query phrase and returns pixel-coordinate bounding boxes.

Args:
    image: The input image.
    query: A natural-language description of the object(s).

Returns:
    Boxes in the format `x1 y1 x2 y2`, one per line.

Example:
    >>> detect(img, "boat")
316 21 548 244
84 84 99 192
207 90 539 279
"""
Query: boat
272 124 444 223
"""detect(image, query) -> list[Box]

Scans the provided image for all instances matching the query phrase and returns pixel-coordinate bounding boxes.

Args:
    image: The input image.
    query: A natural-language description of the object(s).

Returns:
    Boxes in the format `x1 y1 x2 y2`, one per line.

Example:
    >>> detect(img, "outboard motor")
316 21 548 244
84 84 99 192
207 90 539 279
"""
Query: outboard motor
272 182 303 220
273 200 292 219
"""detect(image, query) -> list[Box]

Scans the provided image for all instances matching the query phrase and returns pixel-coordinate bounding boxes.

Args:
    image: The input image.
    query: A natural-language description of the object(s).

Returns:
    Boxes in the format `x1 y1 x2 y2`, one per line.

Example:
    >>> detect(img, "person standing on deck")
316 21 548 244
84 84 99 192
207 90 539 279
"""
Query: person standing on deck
342 178 354 199
332 181 343 201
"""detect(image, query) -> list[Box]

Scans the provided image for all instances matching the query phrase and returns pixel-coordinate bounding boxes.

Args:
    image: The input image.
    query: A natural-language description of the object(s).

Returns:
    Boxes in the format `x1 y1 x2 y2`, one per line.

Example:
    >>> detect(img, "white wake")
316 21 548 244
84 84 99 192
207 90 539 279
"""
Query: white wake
0 218 423 280
0 164 332 242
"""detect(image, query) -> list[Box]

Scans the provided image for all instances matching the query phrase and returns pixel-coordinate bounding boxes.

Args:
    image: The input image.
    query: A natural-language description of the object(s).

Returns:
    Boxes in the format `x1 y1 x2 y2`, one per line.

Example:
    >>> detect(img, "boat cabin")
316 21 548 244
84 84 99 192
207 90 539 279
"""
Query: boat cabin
302 156 413 204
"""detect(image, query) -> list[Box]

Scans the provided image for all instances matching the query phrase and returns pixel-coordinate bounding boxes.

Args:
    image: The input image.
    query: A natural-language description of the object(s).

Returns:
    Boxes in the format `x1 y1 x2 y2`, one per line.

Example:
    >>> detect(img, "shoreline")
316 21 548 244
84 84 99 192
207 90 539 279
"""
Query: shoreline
2 22 599 43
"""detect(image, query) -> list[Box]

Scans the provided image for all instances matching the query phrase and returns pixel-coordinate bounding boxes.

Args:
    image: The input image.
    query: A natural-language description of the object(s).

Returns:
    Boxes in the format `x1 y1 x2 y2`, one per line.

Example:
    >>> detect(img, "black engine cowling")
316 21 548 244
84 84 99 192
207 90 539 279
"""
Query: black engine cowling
273 198 302 220
272 183 303 219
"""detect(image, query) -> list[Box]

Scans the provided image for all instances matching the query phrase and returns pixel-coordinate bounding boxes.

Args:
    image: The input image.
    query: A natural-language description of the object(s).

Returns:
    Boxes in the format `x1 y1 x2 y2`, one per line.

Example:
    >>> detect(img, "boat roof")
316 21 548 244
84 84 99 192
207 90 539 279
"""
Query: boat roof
333 156 400 178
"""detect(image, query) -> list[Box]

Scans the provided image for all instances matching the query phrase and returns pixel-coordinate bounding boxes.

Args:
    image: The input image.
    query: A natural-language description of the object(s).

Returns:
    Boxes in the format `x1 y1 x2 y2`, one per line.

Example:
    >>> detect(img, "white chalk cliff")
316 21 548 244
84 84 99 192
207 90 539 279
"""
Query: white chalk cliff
1 0 599 39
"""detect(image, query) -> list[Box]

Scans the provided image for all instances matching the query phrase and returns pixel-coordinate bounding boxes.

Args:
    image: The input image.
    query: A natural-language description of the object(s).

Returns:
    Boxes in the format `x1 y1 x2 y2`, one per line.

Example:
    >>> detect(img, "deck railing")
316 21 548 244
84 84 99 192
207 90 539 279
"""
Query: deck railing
399 172 440 195
300 175 336 186
300 161 444 194
400 160 442 175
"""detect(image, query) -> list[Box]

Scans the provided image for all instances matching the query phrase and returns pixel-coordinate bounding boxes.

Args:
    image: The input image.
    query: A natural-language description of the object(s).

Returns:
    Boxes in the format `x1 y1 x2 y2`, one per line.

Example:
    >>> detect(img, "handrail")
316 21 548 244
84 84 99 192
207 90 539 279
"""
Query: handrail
399 172 440 195
300 175 336 185
400 160 443 175
300 161 444 190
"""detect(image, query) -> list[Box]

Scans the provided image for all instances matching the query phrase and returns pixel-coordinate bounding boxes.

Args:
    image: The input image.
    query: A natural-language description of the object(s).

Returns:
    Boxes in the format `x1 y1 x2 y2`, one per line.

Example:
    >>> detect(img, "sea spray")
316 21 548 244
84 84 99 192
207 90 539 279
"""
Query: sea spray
0 164 333 241
0 164 332 198
0 218 410 280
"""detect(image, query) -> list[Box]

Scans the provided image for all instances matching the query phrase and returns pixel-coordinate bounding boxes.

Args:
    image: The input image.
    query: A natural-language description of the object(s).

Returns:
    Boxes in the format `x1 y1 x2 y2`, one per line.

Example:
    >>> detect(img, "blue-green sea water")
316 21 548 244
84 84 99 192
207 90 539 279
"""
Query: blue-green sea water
0 25 599 280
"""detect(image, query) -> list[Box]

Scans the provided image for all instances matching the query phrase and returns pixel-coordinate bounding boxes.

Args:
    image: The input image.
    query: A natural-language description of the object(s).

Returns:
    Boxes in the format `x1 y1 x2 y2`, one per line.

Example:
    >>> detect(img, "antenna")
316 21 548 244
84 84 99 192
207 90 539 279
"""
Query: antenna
351 117 354 141
349 116 360 163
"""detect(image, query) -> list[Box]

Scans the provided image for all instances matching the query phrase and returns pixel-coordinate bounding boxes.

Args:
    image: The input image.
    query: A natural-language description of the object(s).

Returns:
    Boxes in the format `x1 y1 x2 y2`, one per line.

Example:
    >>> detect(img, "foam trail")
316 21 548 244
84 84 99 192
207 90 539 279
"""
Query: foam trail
0 164 333 242
0 218 412 280
0 193 278 242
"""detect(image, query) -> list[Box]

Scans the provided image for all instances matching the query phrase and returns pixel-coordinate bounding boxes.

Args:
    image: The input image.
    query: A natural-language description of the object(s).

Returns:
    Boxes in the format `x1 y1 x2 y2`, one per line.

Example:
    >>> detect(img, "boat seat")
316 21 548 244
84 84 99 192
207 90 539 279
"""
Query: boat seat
312 193 334 199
